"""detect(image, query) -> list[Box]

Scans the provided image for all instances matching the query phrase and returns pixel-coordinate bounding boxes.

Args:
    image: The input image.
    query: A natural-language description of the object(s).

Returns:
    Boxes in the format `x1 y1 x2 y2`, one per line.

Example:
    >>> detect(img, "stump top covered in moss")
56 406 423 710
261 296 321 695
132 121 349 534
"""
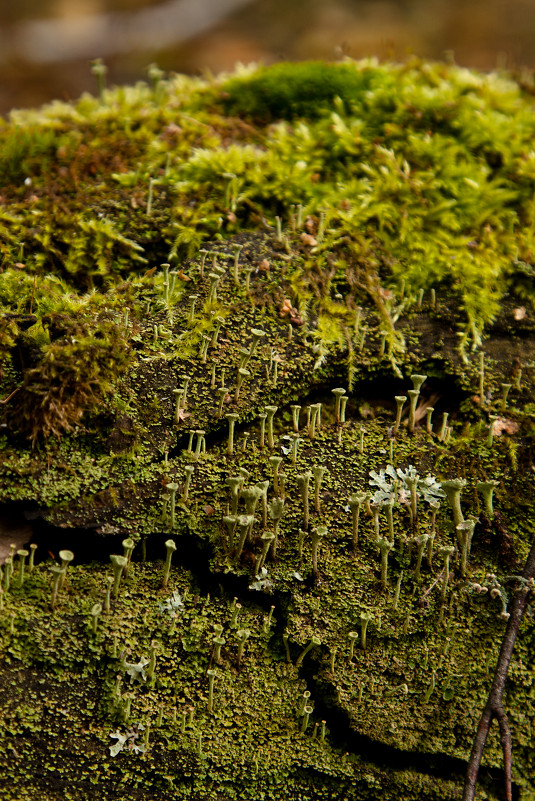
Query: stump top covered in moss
0 59 534 801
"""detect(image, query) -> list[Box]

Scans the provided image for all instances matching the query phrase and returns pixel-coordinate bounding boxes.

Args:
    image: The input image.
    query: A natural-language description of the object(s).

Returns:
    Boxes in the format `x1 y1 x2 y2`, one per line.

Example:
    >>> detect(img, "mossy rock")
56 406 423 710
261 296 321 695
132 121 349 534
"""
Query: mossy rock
0 58 534 801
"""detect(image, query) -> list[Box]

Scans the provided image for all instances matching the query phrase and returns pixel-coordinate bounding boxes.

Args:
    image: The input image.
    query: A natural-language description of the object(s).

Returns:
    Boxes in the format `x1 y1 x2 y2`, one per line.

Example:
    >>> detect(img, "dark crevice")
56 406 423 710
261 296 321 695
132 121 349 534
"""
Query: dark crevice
299 653 517 801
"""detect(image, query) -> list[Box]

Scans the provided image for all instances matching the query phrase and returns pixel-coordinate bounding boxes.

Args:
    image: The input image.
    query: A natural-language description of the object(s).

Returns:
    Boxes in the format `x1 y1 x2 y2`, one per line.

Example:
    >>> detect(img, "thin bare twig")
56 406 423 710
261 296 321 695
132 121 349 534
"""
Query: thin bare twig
462 539 535 801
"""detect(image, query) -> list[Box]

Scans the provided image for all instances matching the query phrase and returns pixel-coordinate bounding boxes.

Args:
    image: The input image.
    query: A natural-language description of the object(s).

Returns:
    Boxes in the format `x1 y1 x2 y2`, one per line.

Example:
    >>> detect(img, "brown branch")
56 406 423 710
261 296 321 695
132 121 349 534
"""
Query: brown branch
462 539 535 801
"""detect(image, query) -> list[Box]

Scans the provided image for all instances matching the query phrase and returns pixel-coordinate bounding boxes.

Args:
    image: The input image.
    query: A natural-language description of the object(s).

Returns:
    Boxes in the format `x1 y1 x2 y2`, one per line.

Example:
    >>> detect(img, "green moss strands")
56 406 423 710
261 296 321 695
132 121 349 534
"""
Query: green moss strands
360 611 372 650
122 538 135 574
187 293 199 324
265 406 278 450
308 404 320 439
282 632 291 662
162 539 177 589
226 413 239 456
500 382 512 412
28 543 38 573
296 635 321 667
407 390 420 435
348 492 367 552
348 631 358 661
236 628 250 668
268 498 285 557
332 388 346 424
439 412 449 442
165 482 179 529
393 396 407 437
264 605 275 633
207 271 222 304
90 57 107 101
16 549 29 588
297 471 312 530
211 316 224 347
255 480 269 527
456 519 477 577
291 405 301 433
58 549 74 590
312 466 328 513
426 406 434 436
230 599 241 628
222 515 238 550
487 414 499 448
299 690 313 714
269 456 283 496
238 486 259 517
238 347 250 370
235 368 250 402
193 430 205 461
173 389 184 424
393 571 403 610
235 515 254 559
50 565 65 609
256 531 275 574
226 476 243 515
301 705 313 733
182 465 195 503
213 636 225 664
438 545 455 604
311 525 327 574
359 426 366 455
249 328 266 357
207 668 217 713
217 387 229 418
440 478 467 530
90 603 102 635
339 395 348 423
3 557 12 593
377 537 394 588
258 412 267 449
104 576 114 612
371 502 381 541
110 555 127 598
181 377 190 407
199 334 210 363
477 479 499 517
412 533 429 581
232 244 242 284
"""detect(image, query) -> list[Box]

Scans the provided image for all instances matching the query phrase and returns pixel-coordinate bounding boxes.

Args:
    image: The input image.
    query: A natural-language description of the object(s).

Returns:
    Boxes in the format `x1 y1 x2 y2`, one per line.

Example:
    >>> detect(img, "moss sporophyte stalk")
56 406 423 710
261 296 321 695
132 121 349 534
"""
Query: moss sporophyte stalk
0 56 535 801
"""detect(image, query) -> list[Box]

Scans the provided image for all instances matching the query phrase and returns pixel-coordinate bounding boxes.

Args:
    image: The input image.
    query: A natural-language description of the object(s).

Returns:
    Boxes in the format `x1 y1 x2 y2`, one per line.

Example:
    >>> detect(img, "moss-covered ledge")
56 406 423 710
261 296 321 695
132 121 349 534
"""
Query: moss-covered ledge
0 58 534 801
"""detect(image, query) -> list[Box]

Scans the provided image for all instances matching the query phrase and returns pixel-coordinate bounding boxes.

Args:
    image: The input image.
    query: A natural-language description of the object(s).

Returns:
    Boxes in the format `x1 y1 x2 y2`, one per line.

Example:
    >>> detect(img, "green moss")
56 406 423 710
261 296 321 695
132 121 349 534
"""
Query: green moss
0 57 535 801
220 60 384 121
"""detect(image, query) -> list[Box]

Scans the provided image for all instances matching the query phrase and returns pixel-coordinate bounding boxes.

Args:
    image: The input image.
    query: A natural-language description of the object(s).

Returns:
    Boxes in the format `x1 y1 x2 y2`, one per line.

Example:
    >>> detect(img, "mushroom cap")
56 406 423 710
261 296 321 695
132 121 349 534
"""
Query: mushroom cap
59 549 74 565
110 554 128 568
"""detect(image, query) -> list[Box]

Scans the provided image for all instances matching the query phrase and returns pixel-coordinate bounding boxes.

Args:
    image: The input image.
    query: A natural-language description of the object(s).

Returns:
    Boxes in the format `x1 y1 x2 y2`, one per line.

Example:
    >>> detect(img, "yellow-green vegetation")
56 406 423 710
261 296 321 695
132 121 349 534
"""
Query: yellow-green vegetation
0 58 535 801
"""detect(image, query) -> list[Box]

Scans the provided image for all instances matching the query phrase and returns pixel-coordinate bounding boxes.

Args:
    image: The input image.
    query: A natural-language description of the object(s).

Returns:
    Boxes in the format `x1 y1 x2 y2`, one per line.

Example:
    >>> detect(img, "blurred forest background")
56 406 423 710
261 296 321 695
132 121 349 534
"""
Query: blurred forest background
0 0 534 115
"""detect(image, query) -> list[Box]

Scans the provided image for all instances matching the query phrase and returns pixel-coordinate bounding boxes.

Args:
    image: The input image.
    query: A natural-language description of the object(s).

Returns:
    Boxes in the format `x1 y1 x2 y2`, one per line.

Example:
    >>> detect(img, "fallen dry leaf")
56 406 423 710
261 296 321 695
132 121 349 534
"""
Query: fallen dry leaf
300 232 317 247
492 417 519 436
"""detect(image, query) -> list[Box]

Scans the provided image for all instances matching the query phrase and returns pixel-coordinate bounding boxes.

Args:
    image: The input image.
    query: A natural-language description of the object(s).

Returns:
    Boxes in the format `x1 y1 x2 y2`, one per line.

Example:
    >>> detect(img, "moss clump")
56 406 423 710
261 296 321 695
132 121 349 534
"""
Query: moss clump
0 58 535 801
220 60 380 121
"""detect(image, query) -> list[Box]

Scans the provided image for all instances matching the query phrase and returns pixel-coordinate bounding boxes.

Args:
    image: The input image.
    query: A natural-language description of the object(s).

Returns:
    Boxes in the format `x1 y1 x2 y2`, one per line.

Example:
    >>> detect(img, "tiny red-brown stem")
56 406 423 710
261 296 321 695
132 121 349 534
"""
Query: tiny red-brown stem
462 539 535 801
